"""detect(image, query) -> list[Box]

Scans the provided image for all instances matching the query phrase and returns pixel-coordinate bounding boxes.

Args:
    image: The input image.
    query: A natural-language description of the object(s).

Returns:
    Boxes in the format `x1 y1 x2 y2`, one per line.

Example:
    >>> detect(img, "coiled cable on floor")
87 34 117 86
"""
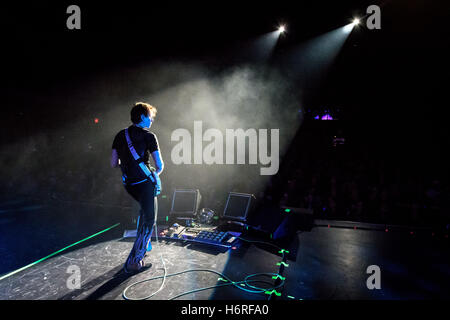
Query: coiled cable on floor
122 227 287 300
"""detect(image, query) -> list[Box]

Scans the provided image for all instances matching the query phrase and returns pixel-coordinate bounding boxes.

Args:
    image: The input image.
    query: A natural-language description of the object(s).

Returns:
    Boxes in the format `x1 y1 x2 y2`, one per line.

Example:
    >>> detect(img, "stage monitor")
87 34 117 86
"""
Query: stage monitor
222 192 253 222
170 189 201 218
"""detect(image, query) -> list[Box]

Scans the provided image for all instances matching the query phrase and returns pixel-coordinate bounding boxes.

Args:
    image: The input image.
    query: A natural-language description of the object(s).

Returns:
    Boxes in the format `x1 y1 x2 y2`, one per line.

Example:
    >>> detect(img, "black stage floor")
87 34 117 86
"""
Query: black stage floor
0 196 449 300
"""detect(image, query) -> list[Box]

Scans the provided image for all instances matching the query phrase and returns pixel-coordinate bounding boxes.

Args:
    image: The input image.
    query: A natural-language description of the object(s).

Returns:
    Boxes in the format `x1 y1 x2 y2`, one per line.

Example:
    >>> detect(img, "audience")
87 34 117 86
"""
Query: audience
266 136 449 228
2 127 448 230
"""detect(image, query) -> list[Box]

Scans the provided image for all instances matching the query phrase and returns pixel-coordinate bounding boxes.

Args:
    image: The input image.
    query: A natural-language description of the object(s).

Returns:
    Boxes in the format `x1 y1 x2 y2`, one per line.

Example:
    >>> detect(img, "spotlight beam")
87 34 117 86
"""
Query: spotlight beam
282 23 355 88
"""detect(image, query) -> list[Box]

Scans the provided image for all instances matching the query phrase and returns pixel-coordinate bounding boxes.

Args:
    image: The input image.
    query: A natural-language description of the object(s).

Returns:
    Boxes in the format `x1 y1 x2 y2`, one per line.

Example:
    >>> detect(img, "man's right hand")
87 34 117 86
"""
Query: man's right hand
150 170 162 196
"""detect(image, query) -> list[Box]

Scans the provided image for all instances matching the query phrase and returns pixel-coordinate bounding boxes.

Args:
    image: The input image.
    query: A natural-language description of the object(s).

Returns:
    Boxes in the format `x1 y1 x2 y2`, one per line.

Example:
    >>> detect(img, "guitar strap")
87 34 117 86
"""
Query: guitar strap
124 128 157 185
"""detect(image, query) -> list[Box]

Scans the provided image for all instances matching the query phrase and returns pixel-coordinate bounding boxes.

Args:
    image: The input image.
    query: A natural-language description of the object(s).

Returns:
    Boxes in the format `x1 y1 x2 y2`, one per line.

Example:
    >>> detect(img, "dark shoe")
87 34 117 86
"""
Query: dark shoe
124 260 145 274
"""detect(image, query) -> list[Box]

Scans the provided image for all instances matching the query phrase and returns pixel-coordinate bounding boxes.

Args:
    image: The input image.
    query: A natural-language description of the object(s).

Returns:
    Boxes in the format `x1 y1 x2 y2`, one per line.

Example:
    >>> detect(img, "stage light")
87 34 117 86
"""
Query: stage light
343 18 360 33
278 25 286 33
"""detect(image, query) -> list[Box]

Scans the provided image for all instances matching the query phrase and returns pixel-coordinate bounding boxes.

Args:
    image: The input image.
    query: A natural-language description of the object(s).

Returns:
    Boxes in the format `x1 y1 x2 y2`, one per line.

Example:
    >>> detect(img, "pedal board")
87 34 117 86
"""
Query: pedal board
156 224 240 248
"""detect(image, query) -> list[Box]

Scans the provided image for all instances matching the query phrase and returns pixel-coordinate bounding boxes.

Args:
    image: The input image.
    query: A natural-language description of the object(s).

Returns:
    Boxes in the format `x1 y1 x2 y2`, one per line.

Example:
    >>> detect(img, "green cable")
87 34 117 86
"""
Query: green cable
122 235 287 300
122 268 285 300
169 278 277 300
0 223 120 281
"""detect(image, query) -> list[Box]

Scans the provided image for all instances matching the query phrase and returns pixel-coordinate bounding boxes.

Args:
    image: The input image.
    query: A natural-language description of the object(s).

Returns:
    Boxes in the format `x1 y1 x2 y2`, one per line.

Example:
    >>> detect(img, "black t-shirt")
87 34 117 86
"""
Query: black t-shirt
112 125 159 184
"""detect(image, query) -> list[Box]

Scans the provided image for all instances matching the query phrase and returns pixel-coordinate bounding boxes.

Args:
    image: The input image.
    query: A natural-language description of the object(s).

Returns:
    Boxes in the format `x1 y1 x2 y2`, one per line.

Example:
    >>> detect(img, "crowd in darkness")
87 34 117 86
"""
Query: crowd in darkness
262 123 449 229
276 156 446 227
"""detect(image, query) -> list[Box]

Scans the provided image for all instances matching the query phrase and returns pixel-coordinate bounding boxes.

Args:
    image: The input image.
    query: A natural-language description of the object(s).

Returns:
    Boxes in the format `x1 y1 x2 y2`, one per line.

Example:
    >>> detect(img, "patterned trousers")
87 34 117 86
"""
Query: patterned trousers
124 180 157 268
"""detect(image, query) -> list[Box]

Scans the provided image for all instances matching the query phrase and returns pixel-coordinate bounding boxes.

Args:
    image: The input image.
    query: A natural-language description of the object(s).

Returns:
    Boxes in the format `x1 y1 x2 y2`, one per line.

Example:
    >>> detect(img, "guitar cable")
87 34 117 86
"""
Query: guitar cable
122 211 287 300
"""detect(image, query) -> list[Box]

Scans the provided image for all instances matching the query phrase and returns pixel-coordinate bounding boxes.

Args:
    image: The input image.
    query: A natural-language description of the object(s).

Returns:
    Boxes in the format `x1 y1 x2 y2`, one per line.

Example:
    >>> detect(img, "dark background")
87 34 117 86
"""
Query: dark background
1 0 448 157
0 0 449 220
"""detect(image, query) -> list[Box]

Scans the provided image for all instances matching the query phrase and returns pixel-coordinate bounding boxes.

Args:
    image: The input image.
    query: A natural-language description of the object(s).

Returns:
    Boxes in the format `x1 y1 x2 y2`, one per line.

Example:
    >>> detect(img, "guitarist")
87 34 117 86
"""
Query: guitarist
111 102 164 273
